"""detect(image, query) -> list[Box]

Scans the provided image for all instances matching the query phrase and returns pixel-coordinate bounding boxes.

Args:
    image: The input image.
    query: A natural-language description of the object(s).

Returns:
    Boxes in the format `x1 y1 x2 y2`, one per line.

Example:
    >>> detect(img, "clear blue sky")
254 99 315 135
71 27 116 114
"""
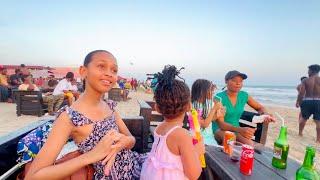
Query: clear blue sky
0 0 319 86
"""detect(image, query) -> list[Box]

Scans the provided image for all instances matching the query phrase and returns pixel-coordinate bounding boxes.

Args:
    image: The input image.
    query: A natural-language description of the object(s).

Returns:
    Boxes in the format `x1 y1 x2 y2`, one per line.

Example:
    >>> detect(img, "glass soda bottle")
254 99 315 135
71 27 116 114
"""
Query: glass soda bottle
296 146 319 180
272 126 289 169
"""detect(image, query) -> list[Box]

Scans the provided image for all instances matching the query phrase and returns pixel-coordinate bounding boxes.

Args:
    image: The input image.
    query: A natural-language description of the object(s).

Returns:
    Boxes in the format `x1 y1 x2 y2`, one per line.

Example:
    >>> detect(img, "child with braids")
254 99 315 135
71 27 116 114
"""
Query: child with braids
141 65 205 180
191 79 225 146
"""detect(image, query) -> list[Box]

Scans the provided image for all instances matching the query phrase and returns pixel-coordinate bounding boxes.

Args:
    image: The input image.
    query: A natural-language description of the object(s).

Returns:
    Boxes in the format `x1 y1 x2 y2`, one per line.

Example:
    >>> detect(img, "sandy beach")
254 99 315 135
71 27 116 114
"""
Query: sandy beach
0 90 319 172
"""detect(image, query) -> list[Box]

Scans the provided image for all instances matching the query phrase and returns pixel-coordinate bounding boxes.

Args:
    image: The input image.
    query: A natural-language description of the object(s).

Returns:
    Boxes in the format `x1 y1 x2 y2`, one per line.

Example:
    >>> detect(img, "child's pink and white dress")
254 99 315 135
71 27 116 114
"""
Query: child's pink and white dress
141 125 188 180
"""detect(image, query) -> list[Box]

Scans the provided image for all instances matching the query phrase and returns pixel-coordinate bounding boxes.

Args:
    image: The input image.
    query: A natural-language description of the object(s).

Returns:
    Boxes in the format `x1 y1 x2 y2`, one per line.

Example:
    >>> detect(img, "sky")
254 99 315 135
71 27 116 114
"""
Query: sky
0 0 319 86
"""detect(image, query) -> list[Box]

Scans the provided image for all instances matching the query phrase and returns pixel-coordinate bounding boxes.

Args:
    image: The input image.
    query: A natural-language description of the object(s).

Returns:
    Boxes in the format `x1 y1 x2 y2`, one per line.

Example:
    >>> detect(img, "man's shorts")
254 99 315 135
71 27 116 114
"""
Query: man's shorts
300 100 320 120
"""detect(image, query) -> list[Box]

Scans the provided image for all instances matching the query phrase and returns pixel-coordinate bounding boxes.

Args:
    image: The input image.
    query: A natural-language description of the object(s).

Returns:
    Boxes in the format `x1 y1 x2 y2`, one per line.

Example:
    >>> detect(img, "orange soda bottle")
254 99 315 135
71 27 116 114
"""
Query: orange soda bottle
223 131 236 156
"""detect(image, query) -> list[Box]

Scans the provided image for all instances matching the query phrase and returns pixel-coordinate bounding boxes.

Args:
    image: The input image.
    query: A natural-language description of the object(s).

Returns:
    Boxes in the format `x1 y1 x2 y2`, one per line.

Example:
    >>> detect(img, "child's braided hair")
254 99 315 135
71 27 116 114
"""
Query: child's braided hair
151 65 190 119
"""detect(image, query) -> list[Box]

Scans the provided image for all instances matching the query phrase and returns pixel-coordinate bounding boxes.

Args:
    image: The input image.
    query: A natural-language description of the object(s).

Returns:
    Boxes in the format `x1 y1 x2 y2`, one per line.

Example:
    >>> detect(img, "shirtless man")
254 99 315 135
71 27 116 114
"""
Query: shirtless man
296 64 320 143
296 76 307 121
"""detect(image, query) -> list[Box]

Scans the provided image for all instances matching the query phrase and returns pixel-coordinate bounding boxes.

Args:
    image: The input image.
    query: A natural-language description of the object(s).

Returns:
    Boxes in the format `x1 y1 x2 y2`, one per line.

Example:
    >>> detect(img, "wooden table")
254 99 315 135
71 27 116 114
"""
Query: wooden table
205 145 301 180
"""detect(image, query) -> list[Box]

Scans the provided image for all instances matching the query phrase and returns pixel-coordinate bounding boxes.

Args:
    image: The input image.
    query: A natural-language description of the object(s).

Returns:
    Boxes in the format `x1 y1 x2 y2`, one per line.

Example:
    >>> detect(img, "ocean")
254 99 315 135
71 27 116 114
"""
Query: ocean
222 85 298 108
185 80 298 108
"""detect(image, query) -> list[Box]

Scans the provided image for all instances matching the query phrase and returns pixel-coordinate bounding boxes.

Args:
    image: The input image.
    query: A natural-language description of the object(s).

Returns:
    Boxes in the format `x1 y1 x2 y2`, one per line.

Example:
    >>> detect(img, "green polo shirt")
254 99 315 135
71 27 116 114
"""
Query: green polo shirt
212 90 249 133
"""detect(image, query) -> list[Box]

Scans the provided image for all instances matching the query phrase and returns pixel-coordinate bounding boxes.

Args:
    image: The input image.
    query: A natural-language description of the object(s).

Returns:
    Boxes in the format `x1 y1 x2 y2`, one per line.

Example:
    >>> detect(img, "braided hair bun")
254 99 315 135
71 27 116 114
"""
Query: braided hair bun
153 65 190 119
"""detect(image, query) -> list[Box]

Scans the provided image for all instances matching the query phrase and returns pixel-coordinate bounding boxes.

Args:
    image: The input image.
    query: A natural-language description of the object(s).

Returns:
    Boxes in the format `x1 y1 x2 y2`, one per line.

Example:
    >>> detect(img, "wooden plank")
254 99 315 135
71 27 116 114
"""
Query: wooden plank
254 146 301 180
21 96 38 101
146 101 156 111
122 116 149 153
205 145 286 180
138 100 152 110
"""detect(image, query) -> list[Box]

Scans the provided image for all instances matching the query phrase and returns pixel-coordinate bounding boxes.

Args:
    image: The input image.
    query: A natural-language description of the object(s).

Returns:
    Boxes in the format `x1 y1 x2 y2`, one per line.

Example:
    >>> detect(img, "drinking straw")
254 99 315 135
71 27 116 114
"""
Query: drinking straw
275 112 285 126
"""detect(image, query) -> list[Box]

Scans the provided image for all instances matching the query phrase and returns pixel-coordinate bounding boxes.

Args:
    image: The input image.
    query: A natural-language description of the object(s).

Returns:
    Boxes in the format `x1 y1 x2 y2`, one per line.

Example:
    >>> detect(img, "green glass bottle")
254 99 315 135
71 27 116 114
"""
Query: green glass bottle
296 146 319 180
272 126 289 169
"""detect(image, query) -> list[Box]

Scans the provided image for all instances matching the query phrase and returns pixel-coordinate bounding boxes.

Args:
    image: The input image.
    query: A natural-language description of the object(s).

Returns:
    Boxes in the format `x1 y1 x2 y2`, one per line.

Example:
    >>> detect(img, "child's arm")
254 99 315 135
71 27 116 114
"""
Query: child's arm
199 101 224 128
25 112 116 180
114 111 136 149
170 128 203 180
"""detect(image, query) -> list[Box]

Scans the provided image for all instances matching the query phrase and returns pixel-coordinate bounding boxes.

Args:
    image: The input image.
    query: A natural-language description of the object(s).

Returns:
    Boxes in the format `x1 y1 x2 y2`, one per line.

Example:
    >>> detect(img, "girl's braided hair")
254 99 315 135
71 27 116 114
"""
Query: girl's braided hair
151 65 190 119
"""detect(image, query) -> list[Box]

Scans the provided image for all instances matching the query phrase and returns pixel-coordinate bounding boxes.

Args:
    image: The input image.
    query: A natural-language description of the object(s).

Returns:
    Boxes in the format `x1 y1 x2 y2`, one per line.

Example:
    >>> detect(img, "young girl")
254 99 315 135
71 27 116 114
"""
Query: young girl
25 50 146 180
191 79 225 146
141 65 205 180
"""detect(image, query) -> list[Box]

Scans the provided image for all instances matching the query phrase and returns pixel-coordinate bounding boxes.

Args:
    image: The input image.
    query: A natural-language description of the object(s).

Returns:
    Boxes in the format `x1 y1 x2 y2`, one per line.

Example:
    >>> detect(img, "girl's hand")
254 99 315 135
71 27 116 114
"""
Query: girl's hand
216 106 226 120
194 137 205 156
209 102 225 121
263 114 276 123
102 132 128 175
87 130 117 163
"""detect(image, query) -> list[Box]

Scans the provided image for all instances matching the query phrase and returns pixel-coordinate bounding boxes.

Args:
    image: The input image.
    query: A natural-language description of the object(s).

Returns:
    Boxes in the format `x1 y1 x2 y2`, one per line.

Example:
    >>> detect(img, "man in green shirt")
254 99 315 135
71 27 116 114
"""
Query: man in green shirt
213 70 275 146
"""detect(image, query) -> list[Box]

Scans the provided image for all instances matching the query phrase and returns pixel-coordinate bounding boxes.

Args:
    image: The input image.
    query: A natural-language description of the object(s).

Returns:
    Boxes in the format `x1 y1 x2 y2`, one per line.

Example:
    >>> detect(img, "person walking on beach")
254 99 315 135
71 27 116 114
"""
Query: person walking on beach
296 76 307 123
296 64 320 143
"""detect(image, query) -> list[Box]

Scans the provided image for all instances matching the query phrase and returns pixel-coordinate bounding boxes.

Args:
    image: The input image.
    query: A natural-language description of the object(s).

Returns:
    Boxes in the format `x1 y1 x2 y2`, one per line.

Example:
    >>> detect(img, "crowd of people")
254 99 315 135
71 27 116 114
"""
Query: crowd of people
21 50 277 180
0 64 82 115
2 51 318 179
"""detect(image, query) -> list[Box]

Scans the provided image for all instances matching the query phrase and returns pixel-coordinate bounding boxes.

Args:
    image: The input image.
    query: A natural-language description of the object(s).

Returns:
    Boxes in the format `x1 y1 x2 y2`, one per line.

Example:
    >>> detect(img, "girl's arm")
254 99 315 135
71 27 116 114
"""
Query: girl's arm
247 96 275 123
199 101 224 128
25 112 89 180
26 112 116 180
247 96 267 115
198 109 215 128
114 111 136 149
173 128 202 180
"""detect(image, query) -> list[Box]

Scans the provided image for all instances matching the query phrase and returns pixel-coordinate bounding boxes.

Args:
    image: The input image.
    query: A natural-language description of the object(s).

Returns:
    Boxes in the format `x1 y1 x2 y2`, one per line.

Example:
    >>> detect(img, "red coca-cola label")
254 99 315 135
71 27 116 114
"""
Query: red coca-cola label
240 145 254 175
241 149 254 159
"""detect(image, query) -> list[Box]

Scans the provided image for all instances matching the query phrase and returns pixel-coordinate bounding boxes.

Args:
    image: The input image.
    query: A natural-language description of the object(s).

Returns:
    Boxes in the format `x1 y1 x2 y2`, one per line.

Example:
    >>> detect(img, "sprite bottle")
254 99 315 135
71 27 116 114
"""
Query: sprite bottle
272 126 289 169
296 146 319 180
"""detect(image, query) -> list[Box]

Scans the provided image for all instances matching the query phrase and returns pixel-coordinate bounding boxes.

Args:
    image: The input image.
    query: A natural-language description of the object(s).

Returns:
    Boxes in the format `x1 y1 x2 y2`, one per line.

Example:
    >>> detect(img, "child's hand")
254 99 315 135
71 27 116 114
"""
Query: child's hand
87 130 117 163
194 137 205 156
216 106 226 120
209 102 225 121
102 132 127 175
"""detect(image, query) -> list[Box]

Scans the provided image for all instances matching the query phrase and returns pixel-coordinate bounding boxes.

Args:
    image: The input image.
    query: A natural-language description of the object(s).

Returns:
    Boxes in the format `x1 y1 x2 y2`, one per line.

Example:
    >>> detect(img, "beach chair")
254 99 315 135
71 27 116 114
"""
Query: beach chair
14 90 48 117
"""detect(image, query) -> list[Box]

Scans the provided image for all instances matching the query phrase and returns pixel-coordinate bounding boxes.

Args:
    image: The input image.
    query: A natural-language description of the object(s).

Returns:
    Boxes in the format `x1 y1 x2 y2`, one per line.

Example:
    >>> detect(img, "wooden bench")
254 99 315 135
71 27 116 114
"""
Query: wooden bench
203 145 301 180
14 90 48 117
122 116 150 153
108 88 128 101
